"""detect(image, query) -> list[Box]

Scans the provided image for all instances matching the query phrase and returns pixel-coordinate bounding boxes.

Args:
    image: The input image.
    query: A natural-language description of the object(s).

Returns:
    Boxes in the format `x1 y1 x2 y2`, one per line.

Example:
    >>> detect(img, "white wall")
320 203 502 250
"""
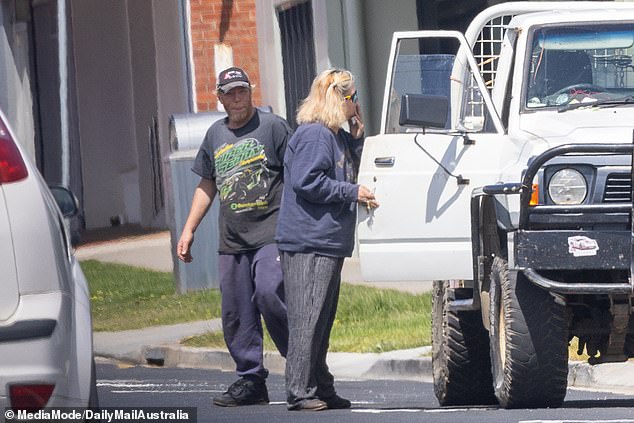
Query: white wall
361 0 418 135
71 0 137 229
153 0 191 229
127 0 158 228
0 1 35 161
255 0 287 117
70 0 189 230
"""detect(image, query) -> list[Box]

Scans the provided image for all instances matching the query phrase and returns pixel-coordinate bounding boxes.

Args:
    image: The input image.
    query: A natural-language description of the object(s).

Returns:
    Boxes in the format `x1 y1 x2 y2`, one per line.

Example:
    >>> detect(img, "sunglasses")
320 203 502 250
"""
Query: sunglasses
344 91 358 103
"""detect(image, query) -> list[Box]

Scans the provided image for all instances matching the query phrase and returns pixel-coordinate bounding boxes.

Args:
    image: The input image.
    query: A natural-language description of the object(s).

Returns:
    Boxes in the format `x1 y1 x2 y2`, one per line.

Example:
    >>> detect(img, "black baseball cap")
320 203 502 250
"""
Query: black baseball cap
216 67 251 93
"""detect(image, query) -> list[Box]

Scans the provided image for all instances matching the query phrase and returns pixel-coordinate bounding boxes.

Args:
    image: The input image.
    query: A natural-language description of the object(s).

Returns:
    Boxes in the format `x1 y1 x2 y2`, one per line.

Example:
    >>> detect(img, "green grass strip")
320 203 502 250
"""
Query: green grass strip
182 283 432 353
82 260 221 331
82 260 432 352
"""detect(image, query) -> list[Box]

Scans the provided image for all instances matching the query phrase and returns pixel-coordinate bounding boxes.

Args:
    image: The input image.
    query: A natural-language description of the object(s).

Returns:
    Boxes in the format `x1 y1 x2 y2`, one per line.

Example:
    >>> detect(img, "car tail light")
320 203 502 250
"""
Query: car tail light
9 384 55 412
0 119 28 183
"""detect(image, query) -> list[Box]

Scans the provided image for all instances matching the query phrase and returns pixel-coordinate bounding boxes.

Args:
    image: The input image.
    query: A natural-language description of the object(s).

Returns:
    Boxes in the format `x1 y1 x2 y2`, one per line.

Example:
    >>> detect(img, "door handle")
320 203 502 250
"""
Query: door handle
374 156 395 167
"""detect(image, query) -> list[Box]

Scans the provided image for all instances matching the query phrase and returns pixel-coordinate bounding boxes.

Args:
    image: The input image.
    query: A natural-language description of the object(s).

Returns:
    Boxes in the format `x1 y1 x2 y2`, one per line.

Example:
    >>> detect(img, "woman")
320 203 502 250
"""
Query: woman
276 68 378 411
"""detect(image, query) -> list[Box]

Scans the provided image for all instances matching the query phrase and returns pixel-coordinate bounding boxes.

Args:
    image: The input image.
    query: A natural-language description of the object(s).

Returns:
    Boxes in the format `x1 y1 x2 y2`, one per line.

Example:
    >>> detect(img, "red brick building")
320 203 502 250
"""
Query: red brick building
189 0 262 111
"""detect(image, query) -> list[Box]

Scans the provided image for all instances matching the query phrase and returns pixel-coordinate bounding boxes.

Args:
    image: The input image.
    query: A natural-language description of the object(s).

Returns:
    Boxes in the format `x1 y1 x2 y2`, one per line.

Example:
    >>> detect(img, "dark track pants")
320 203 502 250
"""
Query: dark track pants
219 243 288 380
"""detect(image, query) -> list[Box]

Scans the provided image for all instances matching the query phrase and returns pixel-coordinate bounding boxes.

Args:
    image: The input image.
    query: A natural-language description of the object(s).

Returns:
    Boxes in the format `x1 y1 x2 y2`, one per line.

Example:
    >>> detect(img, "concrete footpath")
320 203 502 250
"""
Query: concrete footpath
78 229 634 394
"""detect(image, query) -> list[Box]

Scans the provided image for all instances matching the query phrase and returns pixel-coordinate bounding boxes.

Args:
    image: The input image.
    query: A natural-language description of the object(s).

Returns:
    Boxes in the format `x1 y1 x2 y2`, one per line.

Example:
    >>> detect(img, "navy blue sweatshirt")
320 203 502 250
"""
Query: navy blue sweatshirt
276 123 364 257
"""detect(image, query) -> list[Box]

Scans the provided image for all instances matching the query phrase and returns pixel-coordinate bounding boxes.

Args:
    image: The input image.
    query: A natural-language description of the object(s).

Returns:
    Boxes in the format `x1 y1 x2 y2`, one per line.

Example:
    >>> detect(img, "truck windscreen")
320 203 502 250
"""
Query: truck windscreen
526 23 634 108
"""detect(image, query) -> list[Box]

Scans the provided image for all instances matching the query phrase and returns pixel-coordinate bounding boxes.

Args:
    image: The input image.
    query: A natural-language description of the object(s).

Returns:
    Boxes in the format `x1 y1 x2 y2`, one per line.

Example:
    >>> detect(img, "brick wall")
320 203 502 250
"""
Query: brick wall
190 0 262 111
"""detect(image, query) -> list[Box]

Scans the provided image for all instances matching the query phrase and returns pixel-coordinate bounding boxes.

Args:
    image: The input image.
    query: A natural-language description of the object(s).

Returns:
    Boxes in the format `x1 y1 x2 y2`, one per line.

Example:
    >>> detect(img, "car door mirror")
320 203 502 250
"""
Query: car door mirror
50 186 79 217
399 93 449 129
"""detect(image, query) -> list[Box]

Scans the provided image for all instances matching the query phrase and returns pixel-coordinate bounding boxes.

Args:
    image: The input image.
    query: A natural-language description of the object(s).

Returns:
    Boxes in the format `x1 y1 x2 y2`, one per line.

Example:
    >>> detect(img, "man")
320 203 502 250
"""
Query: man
176 66 291 407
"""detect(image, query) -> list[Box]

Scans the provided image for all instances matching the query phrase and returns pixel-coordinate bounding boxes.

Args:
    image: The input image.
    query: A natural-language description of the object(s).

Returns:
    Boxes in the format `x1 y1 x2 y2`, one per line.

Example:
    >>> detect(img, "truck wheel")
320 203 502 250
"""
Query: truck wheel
432 280 496 406
489 257 568 408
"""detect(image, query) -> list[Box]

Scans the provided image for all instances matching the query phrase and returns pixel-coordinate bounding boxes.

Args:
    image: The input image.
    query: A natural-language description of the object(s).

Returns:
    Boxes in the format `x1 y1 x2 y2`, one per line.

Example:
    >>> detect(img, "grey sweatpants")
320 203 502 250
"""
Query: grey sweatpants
280 251 344 405
219 243 288 380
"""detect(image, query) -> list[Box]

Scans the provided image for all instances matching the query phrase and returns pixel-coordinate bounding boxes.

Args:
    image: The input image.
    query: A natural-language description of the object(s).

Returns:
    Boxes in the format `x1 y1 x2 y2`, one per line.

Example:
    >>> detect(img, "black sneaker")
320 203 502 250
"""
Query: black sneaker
322 394 351 409
213 378 269 407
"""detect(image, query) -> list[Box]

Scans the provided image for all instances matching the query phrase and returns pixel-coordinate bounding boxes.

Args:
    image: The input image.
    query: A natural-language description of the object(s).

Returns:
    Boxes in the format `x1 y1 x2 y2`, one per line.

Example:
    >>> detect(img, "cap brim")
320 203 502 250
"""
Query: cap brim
218 81 251 93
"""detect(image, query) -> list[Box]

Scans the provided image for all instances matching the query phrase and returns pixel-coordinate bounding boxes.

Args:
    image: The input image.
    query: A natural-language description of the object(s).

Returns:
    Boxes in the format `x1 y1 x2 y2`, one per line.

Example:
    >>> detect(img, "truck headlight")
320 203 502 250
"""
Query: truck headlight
548 168 587 204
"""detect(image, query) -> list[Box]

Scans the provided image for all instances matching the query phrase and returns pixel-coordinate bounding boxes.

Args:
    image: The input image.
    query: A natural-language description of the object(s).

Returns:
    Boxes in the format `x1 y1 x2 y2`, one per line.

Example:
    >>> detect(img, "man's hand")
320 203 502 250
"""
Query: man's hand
176 230 195 263
176 178 217 264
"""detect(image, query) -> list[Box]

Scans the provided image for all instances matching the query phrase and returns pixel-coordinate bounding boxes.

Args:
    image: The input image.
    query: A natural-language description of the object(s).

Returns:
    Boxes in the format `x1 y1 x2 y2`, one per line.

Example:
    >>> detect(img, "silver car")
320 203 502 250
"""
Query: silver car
0 110 97 411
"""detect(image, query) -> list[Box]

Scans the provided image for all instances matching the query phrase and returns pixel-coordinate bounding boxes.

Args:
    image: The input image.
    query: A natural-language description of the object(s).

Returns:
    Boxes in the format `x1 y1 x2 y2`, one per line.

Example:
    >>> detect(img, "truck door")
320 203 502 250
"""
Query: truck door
357 31 507 281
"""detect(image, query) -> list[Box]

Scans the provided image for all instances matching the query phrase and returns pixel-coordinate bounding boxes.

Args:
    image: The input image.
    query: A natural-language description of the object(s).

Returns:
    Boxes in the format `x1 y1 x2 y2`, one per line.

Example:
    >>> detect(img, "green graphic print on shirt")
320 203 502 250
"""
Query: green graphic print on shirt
214 138 270 213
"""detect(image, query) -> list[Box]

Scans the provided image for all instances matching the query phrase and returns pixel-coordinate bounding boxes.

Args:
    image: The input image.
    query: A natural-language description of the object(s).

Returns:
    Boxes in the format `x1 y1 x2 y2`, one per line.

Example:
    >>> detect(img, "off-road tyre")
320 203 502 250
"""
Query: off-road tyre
489 257 568 408
432 280 496 406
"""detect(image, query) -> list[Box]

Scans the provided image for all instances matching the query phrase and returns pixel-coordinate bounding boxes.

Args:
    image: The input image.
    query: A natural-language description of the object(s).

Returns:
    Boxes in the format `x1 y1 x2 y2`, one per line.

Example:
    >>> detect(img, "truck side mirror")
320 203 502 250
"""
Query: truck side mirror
399 93 449 129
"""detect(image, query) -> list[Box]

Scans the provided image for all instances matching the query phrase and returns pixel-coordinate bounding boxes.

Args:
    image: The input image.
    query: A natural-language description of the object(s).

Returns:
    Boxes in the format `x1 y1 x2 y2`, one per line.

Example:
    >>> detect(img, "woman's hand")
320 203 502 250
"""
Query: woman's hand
358 185 379 210
349 103 365 139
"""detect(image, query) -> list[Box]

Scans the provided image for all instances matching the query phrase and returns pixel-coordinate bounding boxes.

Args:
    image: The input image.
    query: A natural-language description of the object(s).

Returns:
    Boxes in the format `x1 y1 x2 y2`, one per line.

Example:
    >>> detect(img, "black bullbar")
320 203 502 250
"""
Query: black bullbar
475 143 634 295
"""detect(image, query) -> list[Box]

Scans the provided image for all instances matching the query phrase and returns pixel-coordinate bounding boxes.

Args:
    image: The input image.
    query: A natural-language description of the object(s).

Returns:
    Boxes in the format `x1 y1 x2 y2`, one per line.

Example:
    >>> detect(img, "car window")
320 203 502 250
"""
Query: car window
386 37 496 134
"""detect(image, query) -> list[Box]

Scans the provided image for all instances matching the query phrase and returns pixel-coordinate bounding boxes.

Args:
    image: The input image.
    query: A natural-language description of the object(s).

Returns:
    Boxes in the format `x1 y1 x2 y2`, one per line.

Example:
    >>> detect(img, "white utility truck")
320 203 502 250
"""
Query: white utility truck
357 1 634 408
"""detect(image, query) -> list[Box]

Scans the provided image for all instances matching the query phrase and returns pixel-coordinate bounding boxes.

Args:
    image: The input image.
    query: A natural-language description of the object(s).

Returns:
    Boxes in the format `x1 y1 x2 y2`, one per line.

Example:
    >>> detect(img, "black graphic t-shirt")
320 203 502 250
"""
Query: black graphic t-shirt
192 110 292 253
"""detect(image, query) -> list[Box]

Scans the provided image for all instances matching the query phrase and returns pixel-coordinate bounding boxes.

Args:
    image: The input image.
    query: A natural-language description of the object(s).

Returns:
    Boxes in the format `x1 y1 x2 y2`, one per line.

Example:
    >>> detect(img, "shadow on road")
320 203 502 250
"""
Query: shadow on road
562 398 634 409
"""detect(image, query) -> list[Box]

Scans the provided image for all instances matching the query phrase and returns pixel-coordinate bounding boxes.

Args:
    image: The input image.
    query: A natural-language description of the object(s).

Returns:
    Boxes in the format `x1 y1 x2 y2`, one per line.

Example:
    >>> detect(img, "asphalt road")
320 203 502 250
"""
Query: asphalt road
95 359 634 423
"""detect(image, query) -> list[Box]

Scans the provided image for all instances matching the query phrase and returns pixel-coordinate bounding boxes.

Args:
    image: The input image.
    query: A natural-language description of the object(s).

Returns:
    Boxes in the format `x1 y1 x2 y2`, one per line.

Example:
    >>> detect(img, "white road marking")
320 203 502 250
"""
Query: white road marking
99 379 221 394
110 390 218 394
520 421 634 423
99 382 178 388
352 409 421 414
353 407 495 414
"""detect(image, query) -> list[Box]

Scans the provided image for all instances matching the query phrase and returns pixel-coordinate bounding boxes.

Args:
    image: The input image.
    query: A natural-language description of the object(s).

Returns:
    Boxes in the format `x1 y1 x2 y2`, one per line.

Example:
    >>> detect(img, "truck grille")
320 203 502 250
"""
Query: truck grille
603 173 632 203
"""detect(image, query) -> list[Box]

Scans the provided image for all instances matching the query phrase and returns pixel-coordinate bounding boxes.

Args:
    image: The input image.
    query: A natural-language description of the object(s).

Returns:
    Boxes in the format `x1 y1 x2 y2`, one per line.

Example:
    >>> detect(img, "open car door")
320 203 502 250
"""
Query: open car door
357 31 508 281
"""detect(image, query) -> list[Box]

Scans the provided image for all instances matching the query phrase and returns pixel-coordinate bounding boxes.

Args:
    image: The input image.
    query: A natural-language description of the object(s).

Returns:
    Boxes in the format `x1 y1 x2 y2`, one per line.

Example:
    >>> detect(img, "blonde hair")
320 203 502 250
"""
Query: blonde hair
296 68 355 130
